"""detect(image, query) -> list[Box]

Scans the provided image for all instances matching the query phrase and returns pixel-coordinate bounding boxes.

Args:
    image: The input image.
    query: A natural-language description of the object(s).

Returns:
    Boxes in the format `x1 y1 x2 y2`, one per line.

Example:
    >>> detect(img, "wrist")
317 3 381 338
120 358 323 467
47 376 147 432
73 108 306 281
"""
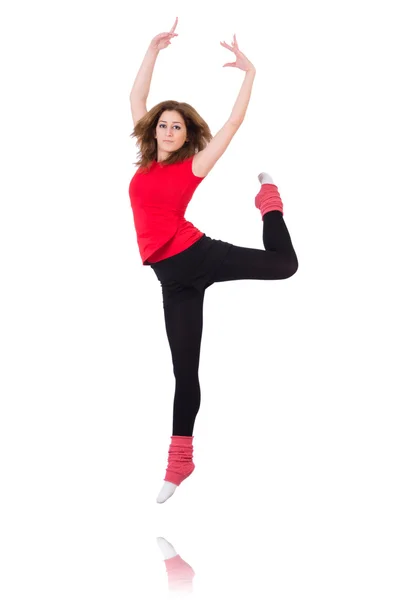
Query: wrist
147 44 160 55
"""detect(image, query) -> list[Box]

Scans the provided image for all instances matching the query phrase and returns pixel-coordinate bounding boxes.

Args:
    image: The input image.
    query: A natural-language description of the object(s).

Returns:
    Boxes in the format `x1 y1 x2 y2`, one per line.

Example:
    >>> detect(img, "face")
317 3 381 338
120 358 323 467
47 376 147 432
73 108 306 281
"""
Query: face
154 110 188 159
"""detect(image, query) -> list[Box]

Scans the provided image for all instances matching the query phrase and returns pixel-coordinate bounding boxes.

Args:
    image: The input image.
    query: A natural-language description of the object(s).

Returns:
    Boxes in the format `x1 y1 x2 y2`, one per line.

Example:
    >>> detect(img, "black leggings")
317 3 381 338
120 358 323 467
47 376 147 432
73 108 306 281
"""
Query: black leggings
149 210 298 436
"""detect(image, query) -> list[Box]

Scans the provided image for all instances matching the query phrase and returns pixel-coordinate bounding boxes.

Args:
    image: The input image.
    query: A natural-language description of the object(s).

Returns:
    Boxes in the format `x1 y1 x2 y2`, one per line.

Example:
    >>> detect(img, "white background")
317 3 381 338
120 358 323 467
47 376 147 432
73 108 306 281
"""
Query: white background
1 0 396 598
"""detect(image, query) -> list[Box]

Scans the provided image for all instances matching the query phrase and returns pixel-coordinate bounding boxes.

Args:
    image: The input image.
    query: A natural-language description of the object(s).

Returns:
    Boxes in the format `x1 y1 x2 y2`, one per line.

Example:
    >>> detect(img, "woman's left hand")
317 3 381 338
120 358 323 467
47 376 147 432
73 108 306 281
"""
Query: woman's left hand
220 34 255 72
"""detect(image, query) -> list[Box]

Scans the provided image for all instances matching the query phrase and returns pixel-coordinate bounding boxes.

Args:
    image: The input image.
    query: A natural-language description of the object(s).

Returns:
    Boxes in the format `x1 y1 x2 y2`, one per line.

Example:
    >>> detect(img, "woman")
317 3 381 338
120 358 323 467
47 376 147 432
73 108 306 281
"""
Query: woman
129 17 299 504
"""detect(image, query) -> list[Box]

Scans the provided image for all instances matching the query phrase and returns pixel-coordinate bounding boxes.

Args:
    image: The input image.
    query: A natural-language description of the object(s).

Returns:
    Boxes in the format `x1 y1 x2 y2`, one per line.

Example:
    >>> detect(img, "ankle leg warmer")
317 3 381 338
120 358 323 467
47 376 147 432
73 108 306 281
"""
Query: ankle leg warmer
255 183 284 218
165 435 195 486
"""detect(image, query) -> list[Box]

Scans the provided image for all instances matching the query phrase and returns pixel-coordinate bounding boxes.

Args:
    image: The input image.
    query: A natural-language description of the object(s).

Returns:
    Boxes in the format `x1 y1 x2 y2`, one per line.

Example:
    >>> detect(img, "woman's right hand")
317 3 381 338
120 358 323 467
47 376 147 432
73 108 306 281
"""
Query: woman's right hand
149 17 179 52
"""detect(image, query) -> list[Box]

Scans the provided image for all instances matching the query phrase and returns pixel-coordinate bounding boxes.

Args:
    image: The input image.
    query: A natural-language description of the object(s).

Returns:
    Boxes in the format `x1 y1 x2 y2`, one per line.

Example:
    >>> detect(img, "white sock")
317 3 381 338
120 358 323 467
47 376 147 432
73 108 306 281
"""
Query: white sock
258 172 274 185
157 481 178 504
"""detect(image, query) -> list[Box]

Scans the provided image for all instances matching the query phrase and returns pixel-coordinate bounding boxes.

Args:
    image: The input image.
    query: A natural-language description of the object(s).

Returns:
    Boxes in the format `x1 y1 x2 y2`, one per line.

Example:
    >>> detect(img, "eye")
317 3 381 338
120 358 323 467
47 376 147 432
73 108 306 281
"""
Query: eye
159 124 181 130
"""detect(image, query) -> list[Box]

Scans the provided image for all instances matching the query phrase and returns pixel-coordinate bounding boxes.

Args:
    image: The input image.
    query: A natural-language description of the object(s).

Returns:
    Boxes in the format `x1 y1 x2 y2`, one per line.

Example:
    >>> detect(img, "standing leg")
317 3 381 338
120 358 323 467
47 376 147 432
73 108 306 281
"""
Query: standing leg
157 287 205 503
164 289 205 437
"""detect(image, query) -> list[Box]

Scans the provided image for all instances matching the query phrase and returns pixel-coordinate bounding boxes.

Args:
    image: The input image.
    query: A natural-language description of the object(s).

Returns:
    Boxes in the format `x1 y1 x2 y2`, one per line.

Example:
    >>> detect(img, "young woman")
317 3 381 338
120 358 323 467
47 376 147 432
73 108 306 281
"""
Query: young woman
129 18 299 504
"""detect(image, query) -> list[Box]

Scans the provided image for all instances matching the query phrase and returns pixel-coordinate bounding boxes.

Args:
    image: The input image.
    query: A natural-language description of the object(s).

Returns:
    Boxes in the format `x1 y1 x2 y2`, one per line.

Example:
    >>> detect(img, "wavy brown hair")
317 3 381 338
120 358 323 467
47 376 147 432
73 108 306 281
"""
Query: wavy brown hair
130 100 213 173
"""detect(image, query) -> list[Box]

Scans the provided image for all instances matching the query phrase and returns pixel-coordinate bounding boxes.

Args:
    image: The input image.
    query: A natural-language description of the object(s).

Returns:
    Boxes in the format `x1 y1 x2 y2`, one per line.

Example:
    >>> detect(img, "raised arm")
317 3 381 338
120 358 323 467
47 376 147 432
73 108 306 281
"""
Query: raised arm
130 46 160 101
228 68 256 125
129 18 179 125
193 35 256 178
129 47 157 126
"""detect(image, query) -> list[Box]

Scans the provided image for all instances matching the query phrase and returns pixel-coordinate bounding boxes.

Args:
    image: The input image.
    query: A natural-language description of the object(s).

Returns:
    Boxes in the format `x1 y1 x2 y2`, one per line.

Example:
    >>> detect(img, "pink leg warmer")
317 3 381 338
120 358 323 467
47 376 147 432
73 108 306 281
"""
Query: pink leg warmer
255 183 284 218
164 435 195 486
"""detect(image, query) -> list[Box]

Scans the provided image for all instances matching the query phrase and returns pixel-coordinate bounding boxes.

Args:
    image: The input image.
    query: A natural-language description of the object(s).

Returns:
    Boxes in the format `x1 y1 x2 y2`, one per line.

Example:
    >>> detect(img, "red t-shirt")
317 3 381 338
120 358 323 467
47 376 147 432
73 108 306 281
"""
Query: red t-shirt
129 155 207 265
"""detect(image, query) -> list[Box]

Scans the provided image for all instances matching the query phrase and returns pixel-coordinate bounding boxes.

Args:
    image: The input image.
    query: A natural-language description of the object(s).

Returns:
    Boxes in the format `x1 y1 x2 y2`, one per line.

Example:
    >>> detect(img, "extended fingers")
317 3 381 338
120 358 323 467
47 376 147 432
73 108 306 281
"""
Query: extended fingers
170 16 178 33
220 35 239 51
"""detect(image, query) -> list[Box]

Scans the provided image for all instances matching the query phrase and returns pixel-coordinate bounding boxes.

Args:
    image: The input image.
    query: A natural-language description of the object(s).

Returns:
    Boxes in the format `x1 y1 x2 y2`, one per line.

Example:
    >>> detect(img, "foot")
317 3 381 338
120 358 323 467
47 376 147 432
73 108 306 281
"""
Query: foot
157 481 178 504
258 172 274 185
255 172 284 217
156 435 195 504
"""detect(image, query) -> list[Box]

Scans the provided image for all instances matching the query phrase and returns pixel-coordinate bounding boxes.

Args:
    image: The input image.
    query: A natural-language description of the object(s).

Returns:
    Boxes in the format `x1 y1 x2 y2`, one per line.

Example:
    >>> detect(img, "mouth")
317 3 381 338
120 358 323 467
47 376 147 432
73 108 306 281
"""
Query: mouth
164 141 174 143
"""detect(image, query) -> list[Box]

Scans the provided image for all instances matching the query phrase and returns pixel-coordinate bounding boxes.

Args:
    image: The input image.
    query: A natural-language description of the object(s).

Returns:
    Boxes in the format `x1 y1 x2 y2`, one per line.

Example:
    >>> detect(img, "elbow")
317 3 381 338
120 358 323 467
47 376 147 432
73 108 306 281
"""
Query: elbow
228 118 243 127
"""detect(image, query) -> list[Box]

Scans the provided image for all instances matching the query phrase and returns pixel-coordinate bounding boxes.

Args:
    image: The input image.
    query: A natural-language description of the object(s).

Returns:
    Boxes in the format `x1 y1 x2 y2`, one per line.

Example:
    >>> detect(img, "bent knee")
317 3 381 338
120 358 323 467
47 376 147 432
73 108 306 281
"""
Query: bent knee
284 254 299 279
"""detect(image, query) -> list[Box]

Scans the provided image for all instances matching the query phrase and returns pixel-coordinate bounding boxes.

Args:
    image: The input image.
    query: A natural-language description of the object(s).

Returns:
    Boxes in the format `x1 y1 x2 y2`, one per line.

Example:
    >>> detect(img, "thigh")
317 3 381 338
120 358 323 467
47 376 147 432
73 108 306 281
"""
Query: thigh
162 286 205 377
210 243 298 283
